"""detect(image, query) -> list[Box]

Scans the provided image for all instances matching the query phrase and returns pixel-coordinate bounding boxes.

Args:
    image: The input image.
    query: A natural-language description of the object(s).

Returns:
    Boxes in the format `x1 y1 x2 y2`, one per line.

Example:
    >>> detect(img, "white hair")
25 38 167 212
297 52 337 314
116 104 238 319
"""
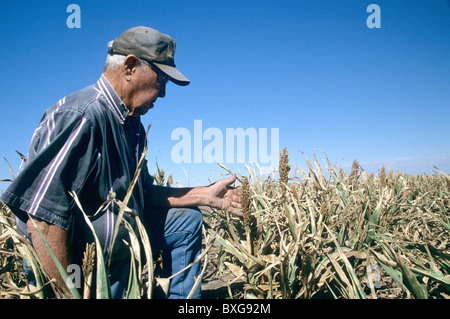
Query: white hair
103 40 150 72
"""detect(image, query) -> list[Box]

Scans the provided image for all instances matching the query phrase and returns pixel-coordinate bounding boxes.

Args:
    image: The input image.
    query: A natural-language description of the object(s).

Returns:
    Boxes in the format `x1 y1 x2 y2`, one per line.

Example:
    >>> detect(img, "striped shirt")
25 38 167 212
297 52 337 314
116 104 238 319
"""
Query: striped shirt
1 75 154 260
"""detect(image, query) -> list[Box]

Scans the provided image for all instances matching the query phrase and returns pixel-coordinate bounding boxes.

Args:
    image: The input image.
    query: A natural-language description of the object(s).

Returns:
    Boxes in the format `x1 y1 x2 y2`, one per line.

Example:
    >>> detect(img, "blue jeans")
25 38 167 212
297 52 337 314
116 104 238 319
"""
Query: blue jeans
110 206 203 299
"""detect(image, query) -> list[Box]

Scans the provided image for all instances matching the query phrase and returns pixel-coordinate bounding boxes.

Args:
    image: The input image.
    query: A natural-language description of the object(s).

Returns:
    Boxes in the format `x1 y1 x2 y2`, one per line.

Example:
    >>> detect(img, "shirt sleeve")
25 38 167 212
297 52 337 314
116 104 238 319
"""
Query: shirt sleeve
1 110 96 230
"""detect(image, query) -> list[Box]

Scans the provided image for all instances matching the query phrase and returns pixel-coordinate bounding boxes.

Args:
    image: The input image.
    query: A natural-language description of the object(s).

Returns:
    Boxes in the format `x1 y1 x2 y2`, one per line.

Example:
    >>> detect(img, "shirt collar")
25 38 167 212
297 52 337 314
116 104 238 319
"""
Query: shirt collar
96 75 130 124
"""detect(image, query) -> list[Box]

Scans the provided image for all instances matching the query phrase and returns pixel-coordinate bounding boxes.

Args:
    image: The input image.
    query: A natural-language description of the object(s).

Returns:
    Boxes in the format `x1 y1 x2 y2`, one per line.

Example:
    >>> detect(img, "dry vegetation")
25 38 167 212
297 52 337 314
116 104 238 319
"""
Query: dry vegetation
206 149 450 299
1 148 450 299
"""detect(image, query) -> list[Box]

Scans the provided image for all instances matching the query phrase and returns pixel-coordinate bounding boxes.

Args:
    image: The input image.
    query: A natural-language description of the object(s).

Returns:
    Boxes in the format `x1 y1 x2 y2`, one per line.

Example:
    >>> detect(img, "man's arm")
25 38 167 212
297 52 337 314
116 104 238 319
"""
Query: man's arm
146 174 243 216
26 217 70 287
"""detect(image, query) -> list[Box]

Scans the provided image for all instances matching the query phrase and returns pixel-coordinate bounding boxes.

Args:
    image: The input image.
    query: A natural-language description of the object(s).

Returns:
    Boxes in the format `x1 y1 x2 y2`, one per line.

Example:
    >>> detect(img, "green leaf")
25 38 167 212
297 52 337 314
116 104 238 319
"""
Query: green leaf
377 259 407 291
207 228 247 264
400 264 429 299
71 192 111 299
125 244 140 299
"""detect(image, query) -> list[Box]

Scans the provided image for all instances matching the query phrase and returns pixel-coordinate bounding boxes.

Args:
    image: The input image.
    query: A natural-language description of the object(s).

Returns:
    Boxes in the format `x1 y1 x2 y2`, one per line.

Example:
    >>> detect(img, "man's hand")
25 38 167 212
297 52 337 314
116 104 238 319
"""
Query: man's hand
148 173 243 216
207 174 242 216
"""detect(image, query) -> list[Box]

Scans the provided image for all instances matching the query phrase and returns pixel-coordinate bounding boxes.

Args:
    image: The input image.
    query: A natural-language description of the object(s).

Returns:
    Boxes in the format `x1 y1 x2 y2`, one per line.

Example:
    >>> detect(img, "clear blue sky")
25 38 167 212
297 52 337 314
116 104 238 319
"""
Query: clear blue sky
0 0 449 188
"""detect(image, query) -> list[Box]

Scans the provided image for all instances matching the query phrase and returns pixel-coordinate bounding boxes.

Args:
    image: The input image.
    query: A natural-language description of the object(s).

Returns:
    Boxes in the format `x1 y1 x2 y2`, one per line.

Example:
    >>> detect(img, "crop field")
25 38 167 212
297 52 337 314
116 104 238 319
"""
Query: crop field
1 149 449 299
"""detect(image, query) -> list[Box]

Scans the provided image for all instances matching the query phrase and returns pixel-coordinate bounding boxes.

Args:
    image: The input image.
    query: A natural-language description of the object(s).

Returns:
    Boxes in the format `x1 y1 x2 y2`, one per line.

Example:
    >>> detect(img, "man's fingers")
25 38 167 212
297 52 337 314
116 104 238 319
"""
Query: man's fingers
224 196 243 217
231 209 243 217
224 173 237 186
229 206 243 217
230 199 242 209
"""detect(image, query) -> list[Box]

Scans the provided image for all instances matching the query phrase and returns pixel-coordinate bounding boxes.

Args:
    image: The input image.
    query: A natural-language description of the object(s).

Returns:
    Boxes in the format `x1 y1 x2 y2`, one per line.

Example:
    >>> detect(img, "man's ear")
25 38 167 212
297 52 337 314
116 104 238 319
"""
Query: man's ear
123 54 139 79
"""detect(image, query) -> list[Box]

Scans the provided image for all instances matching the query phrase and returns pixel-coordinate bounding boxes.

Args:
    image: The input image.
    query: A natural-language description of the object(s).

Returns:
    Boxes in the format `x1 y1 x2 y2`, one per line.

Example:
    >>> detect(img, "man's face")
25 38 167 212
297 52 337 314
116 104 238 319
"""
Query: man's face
126 60 168 117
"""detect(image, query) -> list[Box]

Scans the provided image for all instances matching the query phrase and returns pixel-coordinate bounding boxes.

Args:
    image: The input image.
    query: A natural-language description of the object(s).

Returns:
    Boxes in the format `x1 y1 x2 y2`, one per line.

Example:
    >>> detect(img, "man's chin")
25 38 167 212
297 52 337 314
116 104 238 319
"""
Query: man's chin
138 103 154 116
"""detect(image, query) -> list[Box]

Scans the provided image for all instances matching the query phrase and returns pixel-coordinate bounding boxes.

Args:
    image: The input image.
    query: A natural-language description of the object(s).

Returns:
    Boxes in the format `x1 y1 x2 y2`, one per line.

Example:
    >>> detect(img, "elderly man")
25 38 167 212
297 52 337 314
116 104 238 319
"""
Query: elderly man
1 26 242 299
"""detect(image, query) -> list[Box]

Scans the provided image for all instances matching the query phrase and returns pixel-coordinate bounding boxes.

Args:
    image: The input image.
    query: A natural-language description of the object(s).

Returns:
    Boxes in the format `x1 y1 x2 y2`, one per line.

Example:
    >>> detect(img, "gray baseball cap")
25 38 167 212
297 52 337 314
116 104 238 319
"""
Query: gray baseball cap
109 26 190 86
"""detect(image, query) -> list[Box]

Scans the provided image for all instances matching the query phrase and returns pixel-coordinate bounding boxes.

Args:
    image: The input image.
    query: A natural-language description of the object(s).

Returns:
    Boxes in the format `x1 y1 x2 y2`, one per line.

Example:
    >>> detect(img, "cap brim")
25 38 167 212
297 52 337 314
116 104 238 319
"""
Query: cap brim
152 63 190 86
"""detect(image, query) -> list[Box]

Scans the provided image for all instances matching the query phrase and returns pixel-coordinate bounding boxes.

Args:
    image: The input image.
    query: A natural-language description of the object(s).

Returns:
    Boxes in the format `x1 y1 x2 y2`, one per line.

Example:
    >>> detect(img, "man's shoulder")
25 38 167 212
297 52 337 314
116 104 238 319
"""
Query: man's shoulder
42 84 95 116
43 82 112 125
60 83 100 113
